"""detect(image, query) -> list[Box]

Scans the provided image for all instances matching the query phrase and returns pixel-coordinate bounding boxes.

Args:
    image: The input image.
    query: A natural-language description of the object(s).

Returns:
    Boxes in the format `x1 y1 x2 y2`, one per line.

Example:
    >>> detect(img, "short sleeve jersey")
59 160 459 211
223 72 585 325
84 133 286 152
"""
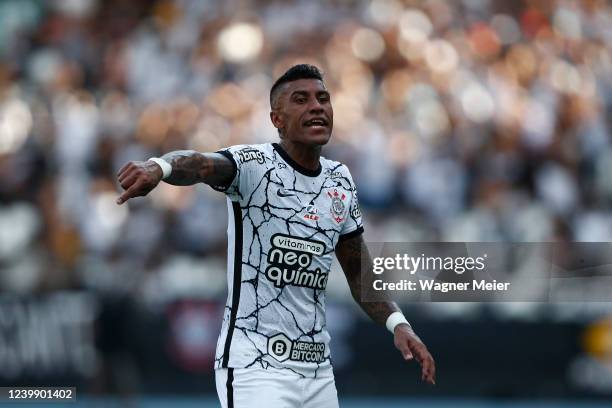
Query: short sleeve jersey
212 143 363 378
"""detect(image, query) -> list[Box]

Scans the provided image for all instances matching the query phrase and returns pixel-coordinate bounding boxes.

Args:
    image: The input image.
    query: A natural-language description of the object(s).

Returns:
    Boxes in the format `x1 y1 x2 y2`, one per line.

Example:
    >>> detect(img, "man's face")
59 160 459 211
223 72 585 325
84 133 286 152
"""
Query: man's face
270 79 333 146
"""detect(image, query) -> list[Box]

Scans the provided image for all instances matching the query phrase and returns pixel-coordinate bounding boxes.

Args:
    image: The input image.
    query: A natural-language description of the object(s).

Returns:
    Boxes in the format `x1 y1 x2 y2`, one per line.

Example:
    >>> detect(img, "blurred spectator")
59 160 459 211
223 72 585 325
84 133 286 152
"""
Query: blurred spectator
0 0 610 299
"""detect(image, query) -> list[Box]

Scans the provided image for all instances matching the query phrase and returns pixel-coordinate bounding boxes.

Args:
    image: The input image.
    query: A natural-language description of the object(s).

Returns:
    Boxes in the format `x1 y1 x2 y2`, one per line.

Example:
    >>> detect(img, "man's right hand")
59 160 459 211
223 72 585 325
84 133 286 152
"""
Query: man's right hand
116 160 163 205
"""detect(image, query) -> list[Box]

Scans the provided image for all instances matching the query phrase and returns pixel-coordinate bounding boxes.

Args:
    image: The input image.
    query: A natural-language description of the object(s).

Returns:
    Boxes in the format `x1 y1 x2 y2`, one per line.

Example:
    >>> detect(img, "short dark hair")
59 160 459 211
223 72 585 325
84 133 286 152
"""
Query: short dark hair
270 64 324 108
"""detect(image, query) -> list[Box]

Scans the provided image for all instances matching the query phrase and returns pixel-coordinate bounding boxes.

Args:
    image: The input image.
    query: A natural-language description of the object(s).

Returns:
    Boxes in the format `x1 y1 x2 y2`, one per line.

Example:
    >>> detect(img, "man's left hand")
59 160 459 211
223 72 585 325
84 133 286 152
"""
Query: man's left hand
393 323 436 385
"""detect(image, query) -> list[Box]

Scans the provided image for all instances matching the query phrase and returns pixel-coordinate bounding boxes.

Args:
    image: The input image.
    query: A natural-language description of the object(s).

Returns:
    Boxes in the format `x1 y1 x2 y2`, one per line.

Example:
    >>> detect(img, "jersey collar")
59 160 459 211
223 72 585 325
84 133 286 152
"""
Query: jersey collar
272 143 322 177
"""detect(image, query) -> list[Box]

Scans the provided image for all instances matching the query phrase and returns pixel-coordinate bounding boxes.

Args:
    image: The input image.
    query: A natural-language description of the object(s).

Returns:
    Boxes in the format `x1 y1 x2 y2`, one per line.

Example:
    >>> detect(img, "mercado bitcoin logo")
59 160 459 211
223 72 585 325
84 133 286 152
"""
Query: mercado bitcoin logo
267 333 326 363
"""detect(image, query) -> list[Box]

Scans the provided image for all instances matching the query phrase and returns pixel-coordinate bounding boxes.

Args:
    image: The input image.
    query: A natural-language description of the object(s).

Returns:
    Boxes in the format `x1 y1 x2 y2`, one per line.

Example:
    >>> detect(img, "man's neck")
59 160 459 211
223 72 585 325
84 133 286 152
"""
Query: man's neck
279 140 322 171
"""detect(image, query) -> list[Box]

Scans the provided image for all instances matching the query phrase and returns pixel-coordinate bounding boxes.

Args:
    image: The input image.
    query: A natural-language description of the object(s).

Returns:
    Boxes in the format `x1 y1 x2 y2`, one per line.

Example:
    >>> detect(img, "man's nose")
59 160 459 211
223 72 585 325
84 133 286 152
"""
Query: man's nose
308 98 324 112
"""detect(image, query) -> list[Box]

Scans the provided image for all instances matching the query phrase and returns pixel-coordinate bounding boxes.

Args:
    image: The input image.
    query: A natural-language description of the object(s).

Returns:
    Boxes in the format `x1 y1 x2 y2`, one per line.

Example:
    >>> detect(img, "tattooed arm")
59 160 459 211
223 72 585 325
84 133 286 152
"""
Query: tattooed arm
116 150 235 205
335 233 436 384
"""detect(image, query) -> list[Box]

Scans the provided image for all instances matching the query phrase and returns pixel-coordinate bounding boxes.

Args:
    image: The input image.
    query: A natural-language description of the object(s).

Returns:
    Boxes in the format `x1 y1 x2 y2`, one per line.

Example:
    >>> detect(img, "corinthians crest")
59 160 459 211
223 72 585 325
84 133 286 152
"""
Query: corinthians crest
327 189 347 223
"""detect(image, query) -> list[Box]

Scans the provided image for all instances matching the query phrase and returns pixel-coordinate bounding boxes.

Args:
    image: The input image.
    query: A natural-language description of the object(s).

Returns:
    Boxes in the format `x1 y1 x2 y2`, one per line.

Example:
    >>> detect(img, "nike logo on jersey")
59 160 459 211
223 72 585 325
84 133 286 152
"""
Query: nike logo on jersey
277 189 295 198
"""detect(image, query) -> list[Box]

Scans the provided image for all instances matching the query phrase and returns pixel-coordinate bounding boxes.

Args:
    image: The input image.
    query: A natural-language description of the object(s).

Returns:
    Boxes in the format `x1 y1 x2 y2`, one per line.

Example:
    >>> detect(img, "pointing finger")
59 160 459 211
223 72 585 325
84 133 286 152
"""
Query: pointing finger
116 182 142 205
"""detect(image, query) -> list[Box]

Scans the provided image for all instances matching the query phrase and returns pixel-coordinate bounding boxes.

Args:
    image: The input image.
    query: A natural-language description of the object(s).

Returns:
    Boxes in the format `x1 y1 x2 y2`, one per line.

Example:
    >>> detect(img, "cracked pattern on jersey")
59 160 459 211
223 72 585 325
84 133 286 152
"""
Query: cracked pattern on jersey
213 143 363 378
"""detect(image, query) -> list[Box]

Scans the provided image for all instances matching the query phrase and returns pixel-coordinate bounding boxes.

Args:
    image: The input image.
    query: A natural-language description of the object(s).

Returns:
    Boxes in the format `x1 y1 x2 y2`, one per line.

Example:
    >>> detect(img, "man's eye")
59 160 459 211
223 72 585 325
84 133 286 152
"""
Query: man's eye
295 98 306 103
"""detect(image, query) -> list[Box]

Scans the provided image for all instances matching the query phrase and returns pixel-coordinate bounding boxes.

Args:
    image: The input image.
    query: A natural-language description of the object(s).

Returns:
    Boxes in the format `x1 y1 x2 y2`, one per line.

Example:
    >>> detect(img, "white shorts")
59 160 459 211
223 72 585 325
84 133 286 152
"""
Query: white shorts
215 367 339 408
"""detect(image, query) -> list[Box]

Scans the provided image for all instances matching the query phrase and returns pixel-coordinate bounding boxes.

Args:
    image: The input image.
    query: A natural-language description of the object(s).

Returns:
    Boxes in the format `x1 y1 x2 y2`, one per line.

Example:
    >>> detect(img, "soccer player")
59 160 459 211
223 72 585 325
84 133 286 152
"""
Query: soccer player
116 64 435 407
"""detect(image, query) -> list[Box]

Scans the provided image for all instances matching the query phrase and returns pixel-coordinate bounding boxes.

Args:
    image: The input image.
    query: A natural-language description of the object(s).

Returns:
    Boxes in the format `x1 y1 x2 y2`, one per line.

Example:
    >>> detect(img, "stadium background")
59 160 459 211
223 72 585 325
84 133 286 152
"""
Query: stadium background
0 0 611 406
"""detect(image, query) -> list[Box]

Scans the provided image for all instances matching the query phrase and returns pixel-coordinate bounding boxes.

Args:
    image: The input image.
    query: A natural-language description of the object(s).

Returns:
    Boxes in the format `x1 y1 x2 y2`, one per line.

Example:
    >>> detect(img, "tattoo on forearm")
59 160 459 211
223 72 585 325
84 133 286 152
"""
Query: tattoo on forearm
161 150 234 186
161 150 203 185
336 235 400 326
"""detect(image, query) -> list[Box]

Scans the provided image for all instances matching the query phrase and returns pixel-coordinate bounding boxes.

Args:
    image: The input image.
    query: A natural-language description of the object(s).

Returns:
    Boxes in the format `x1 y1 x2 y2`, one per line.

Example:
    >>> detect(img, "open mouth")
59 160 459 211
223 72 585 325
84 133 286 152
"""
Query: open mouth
303 118 328 128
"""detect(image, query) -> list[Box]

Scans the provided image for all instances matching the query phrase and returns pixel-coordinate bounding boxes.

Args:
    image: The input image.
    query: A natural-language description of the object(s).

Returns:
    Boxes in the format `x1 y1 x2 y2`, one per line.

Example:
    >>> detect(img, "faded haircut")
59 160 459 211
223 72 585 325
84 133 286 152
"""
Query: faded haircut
270 64 324 108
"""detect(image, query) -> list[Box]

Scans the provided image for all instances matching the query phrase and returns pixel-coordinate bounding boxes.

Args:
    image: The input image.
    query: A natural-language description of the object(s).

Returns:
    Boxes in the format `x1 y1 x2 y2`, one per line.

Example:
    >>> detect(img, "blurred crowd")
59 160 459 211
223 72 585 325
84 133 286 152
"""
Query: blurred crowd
0 0 611 297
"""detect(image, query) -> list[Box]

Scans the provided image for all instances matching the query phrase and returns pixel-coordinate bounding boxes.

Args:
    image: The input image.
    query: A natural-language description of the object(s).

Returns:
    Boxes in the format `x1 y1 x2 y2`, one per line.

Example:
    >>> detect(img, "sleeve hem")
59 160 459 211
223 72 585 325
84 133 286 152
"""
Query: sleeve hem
338 226 364 242
210 150 238 192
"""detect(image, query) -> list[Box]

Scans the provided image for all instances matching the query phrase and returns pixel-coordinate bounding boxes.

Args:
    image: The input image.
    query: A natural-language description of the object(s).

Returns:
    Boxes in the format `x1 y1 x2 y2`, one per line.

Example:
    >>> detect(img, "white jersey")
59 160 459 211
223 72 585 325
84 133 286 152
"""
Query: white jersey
212 143 363 378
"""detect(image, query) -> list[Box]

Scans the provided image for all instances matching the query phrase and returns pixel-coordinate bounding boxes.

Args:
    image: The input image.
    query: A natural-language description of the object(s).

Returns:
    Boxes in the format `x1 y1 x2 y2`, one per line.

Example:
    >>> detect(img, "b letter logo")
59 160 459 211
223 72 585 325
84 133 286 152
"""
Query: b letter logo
268 333 292 362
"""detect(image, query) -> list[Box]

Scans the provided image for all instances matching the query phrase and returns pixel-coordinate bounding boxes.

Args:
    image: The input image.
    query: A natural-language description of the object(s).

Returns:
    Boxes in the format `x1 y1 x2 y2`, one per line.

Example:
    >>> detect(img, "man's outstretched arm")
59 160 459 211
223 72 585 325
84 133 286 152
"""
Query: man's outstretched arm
116 150 235 205
335 233 436 384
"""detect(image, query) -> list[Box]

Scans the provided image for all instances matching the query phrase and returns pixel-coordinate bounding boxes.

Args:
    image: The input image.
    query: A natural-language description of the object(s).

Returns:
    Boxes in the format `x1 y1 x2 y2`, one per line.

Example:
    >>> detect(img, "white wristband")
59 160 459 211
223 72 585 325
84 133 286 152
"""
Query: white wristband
148 157 172 180
386 312 410 334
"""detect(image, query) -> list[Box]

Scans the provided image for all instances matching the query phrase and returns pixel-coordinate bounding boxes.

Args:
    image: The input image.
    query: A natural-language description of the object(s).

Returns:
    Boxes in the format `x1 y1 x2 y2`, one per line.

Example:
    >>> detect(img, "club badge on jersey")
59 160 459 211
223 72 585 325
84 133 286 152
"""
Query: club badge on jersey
328 189 347 223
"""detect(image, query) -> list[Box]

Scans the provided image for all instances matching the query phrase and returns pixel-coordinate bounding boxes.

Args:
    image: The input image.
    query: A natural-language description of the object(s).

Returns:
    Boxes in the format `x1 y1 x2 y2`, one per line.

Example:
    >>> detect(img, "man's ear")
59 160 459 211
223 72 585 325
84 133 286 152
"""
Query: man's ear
270 110 283 132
